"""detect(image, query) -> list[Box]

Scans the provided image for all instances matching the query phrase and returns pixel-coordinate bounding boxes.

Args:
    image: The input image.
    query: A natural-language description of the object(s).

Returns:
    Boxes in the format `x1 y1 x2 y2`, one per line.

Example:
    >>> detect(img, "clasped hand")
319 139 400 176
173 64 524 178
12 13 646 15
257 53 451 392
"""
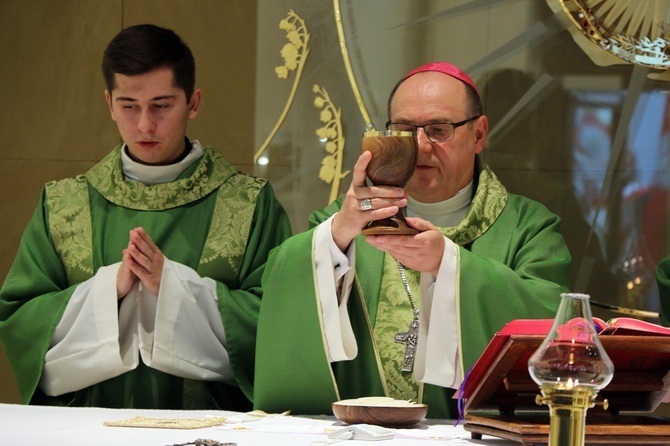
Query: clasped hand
332 151 444 276
117 227 164 299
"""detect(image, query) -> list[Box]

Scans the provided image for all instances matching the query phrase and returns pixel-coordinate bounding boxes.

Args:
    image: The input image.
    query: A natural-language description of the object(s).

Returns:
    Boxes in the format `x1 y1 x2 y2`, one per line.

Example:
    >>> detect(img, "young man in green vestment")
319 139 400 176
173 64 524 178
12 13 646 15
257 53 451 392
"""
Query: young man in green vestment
255 62 572 419
0 24 292 410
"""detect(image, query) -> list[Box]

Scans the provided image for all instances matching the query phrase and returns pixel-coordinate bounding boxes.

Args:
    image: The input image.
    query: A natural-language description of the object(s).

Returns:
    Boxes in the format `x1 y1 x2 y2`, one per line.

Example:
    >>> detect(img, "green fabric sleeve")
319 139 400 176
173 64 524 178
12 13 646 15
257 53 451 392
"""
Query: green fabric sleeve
254 228 341 413
0 189 74 403
459 194 571 370
218 183 293 401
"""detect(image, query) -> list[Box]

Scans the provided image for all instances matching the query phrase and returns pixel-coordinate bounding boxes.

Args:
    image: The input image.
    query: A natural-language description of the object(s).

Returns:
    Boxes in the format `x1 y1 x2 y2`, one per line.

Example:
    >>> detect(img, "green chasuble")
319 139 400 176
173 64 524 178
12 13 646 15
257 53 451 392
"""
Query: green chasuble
255 156 571 419
658 255 670 327
0 145 292 410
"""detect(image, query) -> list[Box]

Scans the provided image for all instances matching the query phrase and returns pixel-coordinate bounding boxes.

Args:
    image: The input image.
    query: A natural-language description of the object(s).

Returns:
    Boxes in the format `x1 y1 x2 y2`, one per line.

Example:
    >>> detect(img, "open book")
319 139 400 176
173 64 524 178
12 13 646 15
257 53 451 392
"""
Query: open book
460 317 670 402
595 317 670 336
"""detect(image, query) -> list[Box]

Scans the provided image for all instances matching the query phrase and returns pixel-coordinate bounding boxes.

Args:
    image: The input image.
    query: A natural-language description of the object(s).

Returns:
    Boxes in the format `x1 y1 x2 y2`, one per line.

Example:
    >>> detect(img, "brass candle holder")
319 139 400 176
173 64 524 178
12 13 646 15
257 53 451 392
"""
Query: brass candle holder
528 293 614 446
361 130 418 235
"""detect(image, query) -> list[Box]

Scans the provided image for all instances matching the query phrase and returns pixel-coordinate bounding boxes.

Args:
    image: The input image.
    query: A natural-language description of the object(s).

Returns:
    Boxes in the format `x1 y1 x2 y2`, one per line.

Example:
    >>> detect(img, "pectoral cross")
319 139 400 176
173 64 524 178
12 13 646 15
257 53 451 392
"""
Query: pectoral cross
394 315 419 372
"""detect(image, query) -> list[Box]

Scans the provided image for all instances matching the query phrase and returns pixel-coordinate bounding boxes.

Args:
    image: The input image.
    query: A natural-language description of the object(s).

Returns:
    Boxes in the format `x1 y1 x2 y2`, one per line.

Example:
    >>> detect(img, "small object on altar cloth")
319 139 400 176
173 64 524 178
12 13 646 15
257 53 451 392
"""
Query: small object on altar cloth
103 415 227 429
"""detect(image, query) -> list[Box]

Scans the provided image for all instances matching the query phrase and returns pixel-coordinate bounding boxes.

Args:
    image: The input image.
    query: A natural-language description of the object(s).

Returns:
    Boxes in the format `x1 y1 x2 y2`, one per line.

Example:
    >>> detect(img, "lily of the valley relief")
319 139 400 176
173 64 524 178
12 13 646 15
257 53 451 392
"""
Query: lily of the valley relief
313 85 351 204
255 10 310 163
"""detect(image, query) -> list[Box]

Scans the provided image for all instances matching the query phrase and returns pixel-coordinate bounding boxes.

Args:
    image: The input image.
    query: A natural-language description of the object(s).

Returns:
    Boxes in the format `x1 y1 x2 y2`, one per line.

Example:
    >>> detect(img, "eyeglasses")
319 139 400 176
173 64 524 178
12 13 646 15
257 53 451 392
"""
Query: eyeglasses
385 116 481 143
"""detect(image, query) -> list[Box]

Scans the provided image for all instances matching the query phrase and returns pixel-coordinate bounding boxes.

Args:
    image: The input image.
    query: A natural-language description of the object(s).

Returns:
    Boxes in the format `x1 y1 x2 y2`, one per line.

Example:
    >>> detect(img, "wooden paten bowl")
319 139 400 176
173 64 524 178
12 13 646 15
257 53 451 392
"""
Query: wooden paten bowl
332 397 428 428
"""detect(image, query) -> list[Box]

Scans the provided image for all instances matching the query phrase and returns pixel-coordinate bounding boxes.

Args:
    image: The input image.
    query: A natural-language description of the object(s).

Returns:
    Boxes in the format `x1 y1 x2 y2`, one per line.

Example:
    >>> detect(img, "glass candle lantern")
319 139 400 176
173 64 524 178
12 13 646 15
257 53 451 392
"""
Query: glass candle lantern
528 293 614 446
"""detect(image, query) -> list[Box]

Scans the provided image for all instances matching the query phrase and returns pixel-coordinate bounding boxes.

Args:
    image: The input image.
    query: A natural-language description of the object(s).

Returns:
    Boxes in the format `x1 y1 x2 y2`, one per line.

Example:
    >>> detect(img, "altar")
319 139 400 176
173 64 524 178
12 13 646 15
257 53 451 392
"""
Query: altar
0 403 517 445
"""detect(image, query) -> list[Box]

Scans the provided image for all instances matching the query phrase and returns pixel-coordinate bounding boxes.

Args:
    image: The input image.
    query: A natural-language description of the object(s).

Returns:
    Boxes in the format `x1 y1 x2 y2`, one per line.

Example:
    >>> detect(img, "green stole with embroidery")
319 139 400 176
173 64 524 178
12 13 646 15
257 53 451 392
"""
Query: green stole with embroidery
46 145 264 285
372 159 507 402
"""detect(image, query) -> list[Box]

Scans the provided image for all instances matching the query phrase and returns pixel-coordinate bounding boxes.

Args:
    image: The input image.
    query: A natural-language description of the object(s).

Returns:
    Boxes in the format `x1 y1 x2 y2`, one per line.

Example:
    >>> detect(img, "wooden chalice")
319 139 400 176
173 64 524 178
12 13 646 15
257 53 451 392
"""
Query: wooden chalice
361 130 419 235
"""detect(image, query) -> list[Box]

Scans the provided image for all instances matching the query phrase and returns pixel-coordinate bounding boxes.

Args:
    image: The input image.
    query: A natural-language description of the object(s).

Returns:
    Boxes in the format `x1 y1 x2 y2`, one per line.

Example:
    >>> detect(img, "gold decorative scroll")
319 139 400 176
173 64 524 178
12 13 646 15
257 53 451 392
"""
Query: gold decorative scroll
333 0 374 130
547 0 670 69
254 10 310 163
313 84 351 204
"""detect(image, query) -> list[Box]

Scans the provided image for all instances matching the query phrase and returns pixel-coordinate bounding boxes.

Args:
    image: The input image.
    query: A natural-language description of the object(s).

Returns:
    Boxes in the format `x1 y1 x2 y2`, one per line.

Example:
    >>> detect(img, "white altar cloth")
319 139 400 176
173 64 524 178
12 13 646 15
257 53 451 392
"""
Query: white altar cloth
0 403 516 445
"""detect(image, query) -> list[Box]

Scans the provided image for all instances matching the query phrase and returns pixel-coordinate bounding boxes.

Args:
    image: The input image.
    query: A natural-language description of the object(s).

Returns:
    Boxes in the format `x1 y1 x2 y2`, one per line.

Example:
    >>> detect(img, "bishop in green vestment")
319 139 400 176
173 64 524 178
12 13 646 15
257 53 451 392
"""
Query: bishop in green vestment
0 25 292 410
254 62 571 419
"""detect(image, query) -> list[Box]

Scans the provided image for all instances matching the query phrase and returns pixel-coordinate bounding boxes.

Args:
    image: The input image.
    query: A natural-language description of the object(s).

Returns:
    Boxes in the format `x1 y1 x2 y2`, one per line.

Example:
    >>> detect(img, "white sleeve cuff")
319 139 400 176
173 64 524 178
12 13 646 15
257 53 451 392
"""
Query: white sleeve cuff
315 216 358 361
139 257 234 384
40 264 138 396
414 236 463 388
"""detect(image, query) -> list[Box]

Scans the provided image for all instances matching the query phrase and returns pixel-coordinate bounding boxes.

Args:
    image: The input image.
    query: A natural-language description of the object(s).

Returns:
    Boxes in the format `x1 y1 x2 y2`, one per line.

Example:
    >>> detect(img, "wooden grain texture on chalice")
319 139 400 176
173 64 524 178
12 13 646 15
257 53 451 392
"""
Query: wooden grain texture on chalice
361 130 418 235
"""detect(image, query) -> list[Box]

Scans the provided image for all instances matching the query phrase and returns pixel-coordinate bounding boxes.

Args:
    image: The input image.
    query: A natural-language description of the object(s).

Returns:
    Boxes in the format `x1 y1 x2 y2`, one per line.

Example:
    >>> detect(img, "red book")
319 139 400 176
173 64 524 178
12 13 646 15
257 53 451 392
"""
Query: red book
460 317 670 401
459 319 555 400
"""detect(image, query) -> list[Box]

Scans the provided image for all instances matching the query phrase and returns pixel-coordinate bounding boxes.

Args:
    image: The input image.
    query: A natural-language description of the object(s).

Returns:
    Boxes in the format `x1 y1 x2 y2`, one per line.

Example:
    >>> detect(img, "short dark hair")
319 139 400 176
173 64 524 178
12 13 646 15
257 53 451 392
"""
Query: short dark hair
386 75 483 120
102 24 195 99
